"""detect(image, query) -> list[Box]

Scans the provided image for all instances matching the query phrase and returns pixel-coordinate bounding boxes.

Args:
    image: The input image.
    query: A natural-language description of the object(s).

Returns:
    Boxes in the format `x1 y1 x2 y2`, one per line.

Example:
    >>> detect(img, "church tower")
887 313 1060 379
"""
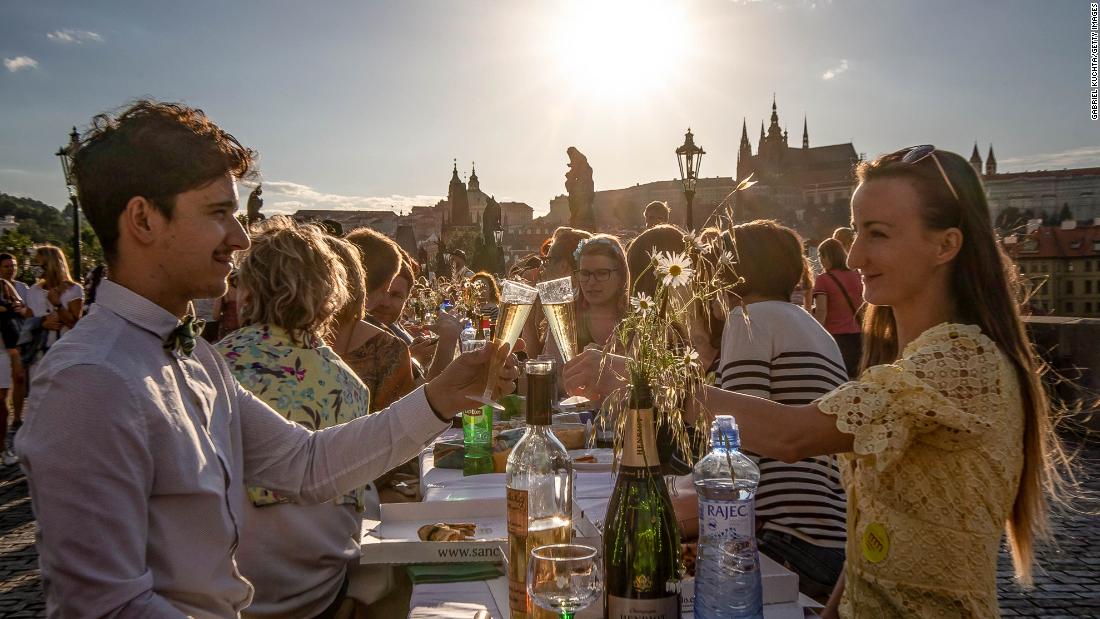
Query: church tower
802 116 809 149
985 145 997 176
468 162 480 193
448 159 471 226
737 118 753 180
758 121 765 154
968 143 983 175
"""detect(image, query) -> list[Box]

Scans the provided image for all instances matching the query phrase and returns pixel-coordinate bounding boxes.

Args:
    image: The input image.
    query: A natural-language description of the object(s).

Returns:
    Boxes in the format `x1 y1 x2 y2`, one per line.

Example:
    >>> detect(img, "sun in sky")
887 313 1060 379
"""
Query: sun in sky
542 0 691 100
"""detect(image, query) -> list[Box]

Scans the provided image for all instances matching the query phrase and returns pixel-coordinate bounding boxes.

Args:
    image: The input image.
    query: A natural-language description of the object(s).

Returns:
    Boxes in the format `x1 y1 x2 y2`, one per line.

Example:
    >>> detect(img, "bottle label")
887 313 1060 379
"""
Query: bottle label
507 487 528 535
621 407 660 468
507 487 529 618
607 594 680 618
698 497 755 541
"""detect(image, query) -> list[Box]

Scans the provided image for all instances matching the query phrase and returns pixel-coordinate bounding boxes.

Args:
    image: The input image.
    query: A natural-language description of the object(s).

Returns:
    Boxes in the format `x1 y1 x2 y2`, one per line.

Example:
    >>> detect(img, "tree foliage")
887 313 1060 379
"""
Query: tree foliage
0 191 104 277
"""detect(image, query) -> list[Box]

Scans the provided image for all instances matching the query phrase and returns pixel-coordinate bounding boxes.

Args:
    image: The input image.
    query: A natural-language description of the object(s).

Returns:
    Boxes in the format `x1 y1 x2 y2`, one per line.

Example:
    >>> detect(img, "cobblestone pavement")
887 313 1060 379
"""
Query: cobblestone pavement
1 438 1098 617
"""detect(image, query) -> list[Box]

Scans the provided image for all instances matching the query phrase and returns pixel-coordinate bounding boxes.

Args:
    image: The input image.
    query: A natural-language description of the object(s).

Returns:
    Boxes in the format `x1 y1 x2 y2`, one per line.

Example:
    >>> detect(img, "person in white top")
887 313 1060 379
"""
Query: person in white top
25 245 84 348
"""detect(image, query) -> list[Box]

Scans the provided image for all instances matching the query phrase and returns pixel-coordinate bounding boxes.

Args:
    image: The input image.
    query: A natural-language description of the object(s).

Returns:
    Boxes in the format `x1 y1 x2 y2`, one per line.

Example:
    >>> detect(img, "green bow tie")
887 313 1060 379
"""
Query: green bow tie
164 315 206 358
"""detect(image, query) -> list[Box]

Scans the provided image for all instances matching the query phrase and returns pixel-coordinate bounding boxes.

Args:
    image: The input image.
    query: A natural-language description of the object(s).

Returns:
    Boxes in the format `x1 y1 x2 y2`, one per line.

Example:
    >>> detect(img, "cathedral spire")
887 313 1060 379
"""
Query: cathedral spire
447 158 471 226
985 144 997 176
758 121 765 152
739 119 751 153
738 118 753 180
468 161 480 192
766 95 782 142
802 115 809 149
968 142 982 175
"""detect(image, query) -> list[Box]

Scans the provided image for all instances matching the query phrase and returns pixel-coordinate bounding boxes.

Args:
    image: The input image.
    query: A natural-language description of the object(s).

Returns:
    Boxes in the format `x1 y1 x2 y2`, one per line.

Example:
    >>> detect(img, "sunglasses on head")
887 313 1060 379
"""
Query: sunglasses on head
897 144 960 203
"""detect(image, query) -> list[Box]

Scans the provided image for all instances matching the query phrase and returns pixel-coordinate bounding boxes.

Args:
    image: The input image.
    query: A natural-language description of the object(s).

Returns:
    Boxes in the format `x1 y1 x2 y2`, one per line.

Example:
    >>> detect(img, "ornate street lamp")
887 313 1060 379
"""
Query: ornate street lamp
493 221 505 275
675 127 705 232
55 127 82 281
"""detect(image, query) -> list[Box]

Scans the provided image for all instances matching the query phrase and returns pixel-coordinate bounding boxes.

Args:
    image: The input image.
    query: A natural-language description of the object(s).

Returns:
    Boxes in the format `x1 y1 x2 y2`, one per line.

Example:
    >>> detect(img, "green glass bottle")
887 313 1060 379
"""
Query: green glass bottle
603 379 682 618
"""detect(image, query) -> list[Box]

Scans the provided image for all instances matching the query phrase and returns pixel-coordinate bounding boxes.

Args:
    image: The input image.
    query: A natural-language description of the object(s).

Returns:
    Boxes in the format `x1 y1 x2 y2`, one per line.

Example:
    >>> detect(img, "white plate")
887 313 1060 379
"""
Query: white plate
568 448 614 471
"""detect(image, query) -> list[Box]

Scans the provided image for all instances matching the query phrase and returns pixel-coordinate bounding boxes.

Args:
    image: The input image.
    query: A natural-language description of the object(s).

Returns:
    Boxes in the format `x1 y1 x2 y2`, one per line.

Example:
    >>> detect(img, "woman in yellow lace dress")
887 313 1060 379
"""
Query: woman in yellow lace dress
563 146 1069 618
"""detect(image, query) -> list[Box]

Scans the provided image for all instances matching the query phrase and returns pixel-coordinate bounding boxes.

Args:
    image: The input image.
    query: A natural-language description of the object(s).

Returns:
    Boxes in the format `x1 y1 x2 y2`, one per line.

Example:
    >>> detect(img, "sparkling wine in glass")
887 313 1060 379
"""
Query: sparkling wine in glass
536 276 587 408
527 544 601 619
468 279 539 409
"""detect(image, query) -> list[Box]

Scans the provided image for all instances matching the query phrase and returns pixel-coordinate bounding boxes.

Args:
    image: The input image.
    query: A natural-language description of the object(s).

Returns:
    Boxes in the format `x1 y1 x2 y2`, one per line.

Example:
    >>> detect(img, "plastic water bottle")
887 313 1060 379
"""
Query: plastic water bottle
459 319 477 349
693 415 763 619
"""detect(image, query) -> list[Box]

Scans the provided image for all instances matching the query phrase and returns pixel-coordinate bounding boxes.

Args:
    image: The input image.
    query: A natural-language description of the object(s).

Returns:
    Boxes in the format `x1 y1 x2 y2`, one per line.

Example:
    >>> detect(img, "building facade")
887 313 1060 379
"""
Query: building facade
1005 220 1100 317
965 144 1100 227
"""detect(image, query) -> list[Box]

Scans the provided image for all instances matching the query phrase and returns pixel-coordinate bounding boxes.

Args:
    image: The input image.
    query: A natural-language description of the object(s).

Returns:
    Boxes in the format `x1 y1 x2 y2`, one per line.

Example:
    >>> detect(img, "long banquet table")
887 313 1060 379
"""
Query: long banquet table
376 428 819 619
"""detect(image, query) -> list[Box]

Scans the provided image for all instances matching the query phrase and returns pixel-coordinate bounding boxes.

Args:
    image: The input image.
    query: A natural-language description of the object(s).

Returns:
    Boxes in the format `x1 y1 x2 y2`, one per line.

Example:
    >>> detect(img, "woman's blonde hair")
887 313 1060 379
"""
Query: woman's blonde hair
856 148 1074 585
236 216 349 346
325 236 367 324
34 245 76 289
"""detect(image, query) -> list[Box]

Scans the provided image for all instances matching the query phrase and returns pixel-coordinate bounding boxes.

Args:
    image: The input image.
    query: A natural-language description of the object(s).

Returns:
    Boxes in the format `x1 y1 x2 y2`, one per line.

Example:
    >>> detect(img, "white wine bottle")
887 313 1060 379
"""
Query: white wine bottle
506 359 573 619
604 379 682 618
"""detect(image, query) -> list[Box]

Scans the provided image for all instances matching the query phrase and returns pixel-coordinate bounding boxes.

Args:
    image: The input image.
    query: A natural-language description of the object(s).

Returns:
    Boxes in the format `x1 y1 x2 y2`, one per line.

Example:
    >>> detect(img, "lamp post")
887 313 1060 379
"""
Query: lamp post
493 222 504 275
675 127 705 233
55 127 82 281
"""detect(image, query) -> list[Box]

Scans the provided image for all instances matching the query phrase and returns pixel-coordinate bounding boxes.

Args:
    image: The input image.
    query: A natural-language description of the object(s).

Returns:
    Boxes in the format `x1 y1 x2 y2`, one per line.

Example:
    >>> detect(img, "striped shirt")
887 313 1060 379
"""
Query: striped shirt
717 301 848 549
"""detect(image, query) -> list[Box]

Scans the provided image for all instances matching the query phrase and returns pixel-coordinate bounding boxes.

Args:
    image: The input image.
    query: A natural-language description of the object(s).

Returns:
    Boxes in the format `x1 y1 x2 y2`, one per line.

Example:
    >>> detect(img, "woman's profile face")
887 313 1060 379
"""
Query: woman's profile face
848 178 953 309
577 253 623 308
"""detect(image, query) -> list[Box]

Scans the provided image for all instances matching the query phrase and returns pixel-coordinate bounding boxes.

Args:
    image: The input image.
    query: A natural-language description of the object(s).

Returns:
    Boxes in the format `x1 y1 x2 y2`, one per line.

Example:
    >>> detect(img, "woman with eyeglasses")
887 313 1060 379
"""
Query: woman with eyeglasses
571 234 629 352
563 146 1071 618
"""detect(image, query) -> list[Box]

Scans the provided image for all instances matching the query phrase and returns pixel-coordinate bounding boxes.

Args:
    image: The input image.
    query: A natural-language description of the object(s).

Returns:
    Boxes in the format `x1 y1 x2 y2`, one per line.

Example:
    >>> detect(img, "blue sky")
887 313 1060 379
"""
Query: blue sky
1 0 1097 216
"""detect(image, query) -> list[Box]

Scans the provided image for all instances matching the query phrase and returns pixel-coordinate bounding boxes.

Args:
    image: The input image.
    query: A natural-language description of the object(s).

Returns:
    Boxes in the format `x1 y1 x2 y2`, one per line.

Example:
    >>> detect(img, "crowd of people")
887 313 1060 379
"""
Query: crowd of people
4 98 1075 619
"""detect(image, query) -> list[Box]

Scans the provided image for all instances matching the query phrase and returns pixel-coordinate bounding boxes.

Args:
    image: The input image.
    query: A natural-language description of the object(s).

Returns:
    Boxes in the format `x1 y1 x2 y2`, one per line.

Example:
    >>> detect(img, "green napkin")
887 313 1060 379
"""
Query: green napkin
406 562 504 584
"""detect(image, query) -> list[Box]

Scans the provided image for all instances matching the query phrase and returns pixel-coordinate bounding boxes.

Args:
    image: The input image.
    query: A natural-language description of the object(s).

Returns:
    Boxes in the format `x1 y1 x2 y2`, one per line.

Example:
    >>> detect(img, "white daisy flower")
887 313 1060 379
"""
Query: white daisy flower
656 251 695 288
681 347 700 367
631 292 655 314
718 250 736 265
691 235 708 254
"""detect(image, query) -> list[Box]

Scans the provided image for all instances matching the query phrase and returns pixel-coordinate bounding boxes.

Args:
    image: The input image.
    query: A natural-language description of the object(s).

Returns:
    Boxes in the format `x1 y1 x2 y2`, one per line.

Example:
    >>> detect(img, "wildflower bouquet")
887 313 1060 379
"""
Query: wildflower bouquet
598 175 755 464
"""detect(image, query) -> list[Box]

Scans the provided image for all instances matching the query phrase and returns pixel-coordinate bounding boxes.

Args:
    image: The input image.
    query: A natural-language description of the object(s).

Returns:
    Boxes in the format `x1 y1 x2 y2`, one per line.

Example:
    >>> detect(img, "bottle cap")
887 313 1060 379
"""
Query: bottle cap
711 415 741 450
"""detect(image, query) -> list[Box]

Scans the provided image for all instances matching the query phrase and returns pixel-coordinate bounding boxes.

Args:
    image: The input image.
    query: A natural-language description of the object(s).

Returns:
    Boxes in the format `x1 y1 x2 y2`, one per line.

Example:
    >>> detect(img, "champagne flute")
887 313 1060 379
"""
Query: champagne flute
535 276 588 408
527 544 602 619
466 279 538 409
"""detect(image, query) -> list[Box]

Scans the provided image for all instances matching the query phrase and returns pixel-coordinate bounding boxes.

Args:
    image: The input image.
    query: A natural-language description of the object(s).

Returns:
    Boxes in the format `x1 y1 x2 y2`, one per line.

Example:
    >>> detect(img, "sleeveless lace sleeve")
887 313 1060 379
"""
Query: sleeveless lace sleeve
817 323 1003 472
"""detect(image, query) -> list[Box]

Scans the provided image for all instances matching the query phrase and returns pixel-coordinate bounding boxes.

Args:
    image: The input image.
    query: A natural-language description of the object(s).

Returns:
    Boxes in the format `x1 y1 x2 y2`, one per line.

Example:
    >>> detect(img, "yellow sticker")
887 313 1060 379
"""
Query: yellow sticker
861 523 889 564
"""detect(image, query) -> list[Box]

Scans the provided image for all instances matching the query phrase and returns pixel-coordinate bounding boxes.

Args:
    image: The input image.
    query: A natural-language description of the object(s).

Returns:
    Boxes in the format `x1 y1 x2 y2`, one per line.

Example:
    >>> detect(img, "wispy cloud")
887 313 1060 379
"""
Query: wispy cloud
1000 147 1100 171
822 59 848 80
47 29 103 44
4 56 39 72
257 180 443 215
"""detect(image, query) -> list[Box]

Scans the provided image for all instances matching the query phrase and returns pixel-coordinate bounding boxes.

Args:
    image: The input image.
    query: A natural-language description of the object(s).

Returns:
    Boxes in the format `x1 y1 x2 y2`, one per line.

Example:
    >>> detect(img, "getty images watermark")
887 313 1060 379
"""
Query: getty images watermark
1092 3 1099 119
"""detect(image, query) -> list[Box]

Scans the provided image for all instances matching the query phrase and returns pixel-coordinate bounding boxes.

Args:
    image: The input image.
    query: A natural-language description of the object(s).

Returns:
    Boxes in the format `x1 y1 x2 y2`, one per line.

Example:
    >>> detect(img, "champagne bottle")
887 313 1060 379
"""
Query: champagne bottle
604 380 682 618
506 359 573 619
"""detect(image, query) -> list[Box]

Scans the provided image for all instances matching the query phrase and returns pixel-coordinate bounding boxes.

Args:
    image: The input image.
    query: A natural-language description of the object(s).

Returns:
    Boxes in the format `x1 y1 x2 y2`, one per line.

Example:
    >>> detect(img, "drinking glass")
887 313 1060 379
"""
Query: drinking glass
467 279 539 410
535 276 589 408
527 544 602 619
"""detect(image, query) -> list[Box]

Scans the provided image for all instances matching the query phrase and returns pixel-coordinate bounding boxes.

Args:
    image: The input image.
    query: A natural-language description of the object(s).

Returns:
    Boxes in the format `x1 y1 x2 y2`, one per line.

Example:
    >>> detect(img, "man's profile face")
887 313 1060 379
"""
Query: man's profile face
0 258 16 281
154 174 250 303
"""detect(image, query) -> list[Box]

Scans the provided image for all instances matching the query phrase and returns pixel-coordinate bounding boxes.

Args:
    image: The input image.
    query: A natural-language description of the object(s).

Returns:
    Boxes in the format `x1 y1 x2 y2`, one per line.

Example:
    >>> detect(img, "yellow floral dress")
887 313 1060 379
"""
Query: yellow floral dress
816 323 1023 618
